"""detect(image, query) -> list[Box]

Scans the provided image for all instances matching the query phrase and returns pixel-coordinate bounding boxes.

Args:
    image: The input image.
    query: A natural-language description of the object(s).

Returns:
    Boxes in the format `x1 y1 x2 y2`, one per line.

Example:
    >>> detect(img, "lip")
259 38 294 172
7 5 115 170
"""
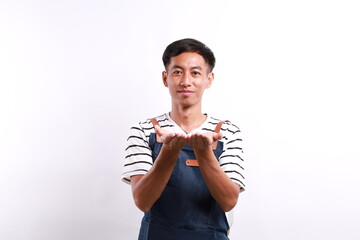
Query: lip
178 90 194 96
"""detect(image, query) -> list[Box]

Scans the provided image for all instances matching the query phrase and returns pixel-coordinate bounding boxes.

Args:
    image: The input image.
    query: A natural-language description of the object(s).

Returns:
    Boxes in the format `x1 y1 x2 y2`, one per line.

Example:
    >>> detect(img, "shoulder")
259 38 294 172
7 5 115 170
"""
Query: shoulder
152 113 174 128
200 115 242 145
204 116 242 135
130 113 173 135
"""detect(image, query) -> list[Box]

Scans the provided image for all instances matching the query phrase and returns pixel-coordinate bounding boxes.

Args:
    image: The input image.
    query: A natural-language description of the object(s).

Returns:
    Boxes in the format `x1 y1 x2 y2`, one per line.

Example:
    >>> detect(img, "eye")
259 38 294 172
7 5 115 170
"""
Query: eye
173 70 182 75
192 71 201 76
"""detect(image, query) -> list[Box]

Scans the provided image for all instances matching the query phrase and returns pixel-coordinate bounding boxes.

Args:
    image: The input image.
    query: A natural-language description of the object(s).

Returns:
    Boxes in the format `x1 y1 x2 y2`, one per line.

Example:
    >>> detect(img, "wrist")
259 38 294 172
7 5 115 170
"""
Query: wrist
193 146 213 157
161 144 182 154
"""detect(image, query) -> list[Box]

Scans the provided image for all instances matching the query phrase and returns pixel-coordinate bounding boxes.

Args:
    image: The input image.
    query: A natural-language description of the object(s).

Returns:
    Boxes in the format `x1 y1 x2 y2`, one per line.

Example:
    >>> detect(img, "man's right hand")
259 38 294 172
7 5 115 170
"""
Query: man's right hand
155 125 188 150
130 125 188 212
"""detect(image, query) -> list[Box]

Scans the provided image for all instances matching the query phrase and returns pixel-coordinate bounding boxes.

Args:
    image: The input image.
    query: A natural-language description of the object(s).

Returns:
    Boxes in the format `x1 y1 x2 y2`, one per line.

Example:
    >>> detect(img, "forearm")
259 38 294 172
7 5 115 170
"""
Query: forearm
131 147 180 212
195 147 240 212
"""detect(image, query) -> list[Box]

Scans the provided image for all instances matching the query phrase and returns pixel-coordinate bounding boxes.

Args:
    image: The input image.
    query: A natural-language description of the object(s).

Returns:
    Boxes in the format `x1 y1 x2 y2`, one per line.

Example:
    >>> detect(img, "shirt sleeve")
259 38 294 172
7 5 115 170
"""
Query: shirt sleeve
121 122 153 184
219 123 246 190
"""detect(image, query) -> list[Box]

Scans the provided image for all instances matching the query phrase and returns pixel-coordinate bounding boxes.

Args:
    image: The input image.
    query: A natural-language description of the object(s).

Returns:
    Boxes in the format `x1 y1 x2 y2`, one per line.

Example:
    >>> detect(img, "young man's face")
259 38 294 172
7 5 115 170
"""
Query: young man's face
162 52 214 108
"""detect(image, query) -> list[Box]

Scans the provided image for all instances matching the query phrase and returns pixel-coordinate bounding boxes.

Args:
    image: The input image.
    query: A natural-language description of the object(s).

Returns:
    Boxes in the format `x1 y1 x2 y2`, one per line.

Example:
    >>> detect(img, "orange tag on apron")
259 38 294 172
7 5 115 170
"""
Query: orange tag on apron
185 159 199 167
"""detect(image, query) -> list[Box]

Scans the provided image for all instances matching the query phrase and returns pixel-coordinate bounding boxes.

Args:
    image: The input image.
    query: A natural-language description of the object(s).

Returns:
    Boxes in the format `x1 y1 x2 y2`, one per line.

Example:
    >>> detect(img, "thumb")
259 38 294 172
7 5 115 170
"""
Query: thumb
213 132 223 141
154 125 160 133
154 125 163 135
154 125 164 143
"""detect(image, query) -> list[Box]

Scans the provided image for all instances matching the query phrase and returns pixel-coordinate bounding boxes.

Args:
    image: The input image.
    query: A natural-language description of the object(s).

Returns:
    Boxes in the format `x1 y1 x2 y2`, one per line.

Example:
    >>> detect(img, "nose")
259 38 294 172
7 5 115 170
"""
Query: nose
180 71 191 86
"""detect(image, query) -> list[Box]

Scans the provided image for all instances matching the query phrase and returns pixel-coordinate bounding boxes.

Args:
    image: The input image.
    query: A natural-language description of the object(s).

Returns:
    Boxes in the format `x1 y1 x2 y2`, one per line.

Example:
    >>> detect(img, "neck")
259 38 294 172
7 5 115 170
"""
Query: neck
169 104 206 133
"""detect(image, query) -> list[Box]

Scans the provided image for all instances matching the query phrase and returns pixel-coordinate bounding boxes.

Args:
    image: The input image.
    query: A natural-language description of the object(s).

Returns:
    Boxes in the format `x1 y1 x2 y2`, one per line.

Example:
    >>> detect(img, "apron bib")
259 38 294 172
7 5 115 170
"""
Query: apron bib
138 119 230 240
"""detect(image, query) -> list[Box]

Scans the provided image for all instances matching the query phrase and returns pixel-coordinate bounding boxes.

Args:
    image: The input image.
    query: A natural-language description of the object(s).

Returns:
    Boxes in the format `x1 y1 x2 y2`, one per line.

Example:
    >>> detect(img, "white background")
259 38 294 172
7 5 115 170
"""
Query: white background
1 0 359 239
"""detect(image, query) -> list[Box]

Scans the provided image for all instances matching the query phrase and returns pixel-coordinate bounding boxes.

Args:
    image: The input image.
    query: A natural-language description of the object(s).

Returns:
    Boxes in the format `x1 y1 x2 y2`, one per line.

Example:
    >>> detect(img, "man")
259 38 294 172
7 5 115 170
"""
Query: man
122 38 245 240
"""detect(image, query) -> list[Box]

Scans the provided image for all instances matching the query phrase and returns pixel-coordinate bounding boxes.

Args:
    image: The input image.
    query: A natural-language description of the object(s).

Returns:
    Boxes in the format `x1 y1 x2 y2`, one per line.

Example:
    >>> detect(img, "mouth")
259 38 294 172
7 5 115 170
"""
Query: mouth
177 90 194 96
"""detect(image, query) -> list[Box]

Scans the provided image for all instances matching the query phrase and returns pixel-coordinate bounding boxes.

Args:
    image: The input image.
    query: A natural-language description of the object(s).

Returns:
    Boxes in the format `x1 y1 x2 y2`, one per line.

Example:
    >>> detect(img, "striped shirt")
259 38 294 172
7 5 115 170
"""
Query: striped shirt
122 113 245 189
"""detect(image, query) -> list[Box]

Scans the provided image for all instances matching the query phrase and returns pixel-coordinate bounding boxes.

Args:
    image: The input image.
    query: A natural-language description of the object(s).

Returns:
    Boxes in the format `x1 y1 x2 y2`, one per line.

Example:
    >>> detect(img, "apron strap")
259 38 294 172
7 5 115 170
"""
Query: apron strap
149 118 161 142
149 118 159 127
212 120 229 150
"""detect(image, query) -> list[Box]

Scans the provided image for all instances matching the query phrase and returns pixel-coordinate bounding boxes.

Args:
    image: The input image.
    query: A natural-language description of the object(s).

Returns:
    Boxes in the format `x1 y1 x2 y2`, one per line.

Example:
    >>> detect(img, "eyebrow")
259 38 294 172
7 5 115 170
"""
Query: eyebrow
170 65 203 71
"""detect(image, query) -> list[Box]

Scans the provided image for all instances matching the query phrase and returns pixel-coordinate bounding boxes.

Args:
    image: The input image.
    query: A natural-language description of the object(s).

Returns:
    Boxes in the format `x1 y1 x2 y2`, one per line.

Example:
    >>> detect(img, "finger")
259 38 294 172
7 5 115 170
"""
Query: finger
200 133 213 146
161 132 175 144
154 125 164 141
179 134 188 147
192 133 204 148
154 125 161 134
187 133 196 147
176 134 188 147
198 133 206 146
169 133 181 146
212 132 223 142
204 134 214 146
163 133 187 149
155 125 168 137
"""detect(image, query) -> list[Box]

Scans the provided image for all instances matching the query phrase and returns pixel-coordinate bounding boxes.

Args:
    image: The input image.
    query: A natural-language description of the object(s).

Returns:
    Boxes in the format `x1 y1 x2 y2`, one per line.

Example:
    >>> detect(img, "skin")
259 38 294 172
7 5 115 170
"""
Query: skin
130 52 241 213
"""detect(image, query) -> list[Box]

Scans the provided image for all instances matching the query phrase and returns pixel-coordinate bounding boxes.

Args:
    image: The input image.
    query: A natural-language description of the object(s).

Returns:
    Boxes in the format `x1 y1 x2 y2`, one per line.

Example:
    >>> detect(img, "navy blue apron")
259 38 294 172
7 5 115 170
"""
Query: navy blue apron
137 119 230 240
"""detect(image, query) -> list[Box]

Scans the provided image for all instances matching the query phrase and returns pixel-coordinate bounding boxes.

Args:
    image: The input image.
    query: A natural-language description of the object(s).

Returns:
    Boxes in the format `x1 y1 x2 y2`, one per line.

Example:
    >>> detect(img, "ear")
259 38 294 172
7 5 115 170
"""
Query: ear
162 71 168 87
205 72 214 89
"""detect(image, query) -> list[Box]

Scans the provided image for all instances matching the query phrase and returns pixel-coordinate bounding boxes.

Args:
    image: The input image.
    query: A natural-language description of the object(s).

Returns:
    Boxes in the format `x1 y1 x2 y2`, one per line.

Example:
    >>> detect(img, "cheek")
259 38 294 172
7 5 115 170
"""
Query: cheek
167 83 177 94
205 81 211 89
201 79 210 89
168 81 176 89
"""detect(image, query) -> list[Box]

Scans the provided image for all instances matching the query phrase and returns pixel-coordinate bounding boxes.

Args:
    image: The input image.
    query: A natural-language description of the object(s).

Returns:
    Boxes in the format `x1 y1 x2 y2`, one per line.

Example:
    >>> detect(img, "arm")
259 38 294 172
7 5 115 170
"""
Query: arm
130 126 187 212
188 132 240 212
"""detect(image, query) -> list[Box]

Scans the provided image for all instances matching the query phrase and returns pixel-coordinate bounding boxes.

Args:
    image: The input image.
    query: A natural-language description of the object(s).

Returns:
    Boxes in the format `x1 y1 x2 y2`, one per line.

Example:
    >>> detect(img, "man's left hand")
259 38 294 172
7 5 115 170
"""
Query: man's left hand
187 132 223 150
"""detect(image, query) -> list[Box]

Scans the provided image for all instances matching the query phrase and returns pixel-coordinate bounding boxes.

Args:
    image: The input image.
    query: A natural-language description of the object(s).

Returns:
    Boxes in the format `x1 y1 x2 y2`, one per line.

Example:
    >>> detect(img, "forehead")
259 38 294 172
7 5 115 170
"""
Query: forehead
168 52 208 70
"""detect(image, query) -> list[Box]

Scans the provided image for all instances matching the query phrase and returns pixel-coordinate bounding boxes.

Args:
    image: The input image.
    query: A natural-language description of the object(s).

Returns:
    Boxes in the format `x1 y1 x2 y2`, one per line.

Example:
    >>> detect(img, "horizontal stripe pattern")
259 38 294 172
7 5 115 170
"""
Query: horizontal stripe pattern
122 114 170 183
215 120 245 189
121 113 245 189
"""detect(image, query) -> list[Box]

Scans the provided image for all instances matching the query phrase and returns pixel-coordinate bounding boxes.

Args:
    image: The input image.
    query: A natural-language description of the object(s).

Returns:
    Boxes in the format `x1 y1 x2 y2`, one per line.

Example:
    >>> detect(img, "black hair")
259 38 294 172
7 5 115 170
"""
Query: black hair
162 38 216 72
